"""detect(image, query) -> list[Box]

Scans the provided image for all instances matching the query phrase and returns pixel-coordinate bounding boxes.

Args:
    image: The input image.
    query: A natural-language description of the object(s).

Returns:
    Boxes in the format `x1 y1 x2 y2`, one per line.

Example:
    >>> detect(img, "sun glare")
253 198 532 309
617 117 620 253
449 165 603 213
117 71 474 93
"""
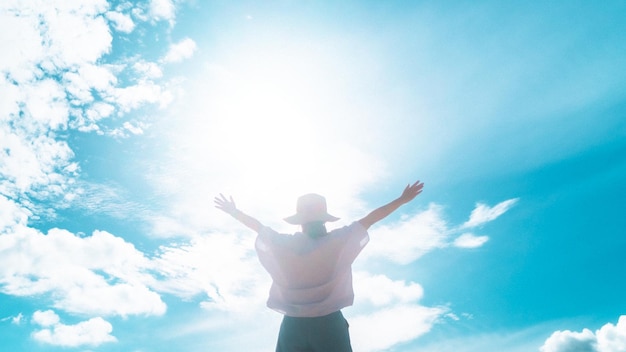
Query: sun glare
160 34 384 225
197 46 348 197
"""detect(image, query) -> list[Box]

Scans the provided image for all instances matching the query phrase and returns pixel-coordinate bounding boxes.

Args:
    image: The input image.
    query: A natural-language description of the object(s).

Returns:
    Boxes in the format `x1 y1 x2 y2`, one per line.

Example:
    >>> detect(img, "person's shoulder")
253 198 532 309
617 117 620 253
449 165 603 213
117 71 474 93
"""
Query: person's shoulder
259 226 297 243
329 221 367 236
258 226 282 239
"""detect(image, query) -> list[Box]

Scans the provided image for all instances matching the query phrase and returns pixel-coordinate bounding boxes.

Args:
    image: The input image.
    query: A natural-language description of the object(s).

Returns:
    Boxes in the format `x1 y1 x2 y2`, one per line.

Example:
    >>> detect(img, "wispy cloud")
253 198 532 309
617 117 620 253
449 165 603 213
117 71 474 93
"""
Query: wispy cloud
362 199 516 264
409 321 558 352
361 203 450 264
462 198 519 229
150 232 267 313
453 233 489 248
0 313 24 325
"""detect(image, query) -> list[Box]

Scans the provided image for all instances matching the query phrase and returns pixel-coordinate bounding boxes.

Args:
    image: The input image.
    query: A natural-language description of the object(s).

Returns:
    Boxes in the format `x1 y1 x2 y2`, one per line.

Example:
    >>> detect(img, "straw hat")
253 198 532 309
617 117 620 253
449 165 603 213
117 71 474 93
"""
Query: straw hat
283 193 340 225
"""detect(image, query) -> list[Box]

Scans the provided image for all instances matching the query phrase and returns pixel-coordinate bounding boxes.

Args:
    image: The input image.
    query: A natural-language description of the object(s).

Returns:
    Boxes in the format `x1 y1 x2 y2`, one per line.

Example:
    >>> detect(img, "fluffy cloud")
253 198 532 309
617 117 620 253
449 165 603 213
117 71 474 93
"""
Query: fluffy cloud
0 0 177 209
353 272 425 307
133 60 164 79
105 11 135 33
596 317 626 352
163 38 197 63
31 310 116 347
149 0 176 22
541 328 597 352
0 227 166 317
541 316 626 352
351 304 445 352
348 271 446 352
0 126 76 199
0 196 30 235
32 310 60 327
0 1 110 78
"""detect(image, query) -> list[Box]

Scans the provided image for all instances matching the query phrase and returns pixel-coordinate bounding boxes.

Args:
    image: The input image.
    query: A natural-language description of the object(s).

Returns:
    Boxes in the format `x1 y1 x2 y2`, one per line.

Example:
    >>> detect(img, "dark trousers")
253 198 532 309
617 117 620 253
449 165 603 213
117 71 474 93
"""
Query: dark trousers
276 311 353 352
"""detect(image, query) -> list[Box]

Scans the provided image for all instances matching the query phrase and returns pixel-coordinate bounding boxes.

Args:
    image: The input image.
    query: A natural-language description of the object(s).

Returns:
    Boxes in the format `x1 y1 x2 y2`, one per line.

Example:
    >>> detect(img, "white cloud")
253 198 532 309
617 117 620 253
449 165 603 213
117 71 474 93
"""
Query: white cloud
350 304 445 352
346 271 447 352
133 60 163 79
63 64 118 105
361 203 451 264
105 11 135 33
462 198 519 229
453 233 489 248
21 79 69 130
358 196 517 263
353 271 424 307
150 232 268 313
0 14 41 78
0 1 177 209
163 38 197 63
122 121 145 135
31 310 116 347
541 316 626 352
541 328 597 352
13 313 24 325
0 125 75 198
38 2 113 68
78 102 116 132
597 316 626 352
1 313 25 325
0 227 166 317
0 195 30 235
0 77 21 120
111 81 172 112
149 0 176 21
32 310 60 327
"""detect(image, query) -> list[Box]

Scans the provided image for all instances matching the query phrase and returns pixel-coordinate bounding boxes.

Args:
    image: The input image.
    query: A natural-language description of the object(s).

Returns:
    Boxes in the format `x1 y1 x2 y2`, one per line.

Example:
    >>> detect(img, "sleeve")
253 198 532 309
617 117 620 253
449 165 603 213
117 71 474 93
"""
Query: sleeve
255 227 279 277
339 221 369 265
255 227 295 286
256 226 276 253
256 226 292 252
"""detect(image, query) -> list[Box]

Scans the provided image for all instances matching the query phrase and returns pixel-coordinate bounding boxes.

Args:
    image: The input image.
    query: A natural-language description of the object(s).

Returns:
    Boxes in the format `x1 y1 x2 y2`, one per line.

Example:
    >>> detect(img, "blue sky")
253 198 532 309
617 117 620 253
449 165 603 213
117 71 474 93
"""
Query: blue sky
1 1 625 351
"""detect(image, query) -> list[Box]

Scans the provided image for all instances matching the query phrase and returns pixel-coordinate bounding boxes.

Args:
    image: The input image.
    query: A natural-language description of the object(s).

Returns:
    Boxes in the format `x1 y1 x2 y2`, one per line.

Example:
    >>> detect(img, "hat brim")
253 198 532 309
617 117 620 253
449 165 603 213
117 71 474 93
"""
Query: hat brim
283 213 340 225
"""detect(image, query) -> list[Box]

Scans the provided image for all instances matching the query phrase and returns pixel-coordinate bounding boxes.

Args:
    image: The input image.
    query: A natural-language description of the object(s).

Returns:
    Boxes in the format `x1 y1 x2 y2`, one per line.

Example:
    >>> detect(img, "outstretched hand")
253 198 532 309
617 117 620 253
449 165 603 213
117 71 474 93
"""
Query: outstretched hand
357 180 425 229
398 181 424 204
214 194 263 232
214 193 237 215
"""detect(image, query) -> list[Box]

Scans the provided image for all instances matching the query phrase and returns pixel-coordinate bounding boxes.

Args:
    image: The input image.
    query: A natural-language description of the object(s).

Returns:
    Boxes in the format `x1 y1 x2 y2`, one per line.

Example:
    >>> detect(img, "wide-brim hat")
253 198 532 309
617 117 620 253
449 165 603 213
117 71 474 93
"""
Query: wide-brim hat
284 193 340 225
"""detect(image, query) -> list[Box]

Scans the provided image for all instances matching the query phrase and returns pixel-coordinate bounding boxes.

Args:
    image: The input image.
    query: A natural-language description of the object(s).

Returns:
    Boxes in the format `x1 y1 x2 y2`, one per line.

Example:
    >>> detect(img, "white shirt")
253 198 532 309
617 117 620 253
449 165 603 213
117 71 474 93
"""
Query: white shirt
255 222 369 317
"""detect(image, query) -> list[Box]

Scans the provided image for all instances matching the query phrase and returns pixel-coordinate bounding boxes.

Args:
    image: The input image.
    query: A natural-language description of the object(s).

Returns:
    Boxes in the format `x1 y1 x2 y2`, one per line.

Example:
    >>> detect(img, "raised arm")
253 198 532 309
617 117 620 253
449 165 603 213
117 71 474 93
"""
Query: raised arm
358 181 424 230
214 194 263 232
